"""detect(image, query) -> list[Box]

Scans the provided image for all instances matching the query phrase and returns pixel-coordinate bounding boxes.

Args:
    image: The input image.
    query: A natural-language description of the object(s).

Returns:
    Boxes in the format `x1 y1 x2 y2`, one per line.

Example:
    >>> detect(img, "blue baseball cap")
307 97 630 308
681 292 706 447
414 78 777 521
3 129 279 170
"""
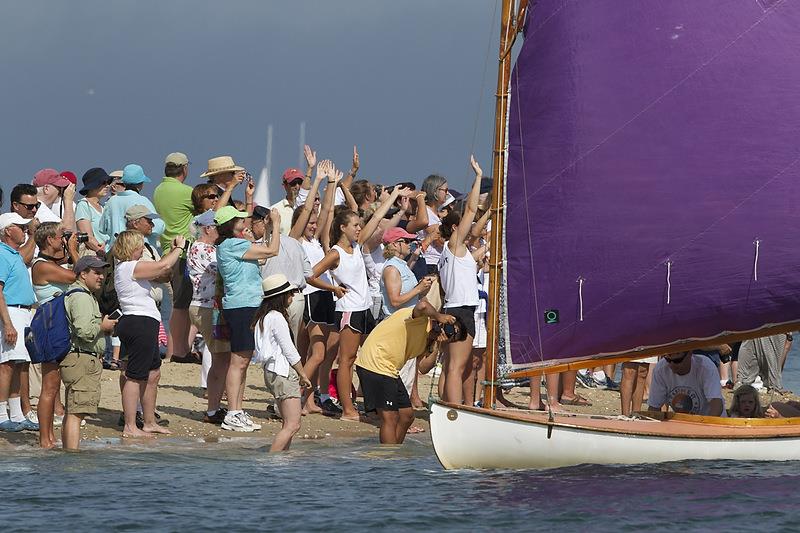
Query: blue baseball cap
193 209 216 227
121 164 151 184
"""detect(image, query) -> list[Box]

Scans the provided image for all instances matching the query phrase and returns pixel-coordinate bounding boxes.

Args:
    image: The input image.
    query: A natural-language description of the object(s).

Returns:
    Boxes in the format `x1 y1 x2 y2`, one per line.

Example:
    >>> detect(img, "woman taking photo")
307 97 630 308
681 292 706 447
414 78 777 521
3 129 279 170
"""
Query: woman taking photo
31 222 78 448
111 230 185 438
307 185 409 421
75 168 112 256
438 156 485 405
215 205 280 432
252 274 312 451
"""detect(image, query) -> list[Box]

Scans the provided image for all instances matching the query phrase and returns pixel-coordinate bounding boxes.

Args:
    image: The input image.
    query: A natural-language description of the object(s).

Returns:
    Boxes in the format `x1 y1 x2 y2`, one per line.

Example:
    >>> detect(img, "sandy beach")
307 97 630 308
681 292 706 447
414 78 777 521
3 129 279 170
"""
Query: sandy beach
1 361 797 449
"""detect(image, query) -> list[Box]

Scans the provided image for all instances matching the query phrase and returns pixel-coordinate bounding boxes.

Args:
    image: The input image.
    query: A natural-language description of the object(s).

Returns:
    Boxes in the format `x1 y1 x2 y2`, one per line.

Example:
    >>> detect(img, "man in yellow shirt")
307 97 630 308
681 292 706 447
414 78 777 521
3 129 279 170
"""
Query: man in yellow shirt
355 298 463 444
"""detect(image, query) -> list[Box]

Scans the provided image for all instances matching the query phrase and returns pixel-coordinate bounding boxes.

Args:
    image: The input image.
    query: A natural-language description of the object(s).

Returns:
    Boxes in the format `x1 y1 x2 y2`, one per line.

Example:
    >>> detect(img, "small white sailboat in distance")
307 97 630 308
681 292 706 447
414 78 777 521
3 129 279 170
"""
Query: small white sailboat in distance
253 124 273 208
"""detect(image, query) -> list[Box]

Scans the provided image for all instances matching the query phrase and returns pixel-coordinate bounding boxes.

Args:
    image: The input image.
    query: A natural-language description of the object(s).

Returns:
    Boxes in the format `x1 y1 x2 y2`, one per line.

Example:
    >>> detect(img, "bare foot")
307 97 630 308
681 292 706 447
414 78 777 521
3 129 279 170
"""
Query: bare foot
122 426 155 438
406 425 426 434
340 412 362 422
39 440 56 450
142 424 171 435
303 397 323 415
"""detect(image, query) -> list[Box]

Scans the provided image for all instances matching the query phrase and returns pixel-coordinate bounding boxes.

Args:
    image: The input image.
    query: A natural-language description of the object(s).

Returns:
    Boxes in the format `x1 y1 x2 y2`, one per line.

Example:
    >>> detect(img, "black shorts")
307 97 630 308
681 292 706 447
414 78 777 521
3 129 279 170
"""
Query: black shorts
222 306 258 353
171 258 192 310
304 291 336 326
118 315 162 381
444 305 476 339
356 365 411 413
334 309 375 335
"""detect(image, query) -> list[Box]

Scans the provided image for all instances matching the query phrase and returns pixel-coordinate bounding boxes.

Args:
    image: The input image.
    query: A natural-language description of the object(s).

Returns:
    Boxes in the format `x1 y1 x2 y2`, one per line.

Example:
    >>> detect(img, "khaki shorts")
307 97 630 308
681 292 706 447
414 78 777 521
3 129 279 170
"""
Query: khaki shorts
59 352 102 414
189 305 232 354
263 368 301 400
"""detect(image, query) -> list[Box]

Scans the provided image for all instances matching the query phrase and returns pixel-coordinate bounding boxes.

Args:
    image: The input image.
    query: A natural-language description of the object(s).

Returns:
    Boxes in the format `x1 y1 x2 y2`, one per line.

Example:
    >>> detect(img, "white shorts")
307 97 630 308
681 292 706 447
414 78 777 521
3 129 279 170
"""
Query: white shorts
472 310 487 349
398 358 416 394
0 307 32 363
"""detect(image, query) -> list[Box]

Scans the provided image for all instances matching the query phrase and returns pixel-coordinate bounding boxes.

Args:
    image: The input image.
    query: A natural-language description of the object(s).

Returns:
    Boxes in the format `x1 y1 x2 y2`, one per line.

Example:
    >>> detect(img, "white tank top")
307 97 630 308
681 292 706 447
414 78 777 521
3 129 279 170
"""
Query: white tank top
419 206 443 266
331 244 371 311
301 238 332 295
364 244 384 297
438 243 479 308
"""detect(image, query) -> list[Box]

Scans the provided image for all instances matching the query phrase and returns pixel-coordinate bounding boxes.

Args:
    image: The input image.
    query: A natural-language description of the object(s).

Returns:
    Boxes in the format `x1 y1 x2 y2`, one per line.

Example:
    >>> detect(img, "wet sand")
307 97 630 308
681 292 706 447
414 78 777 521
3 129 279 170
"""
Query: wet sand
0 362 797 449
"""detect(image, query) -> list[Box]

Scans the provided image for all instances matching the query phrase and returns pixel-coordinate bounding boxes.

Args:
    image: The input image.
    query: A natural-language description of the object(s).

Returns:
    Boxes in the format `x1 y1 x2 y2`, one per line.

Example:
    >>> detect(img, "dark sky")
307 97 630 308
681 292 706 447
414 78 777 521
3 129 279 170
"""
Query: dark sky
0 1 501 201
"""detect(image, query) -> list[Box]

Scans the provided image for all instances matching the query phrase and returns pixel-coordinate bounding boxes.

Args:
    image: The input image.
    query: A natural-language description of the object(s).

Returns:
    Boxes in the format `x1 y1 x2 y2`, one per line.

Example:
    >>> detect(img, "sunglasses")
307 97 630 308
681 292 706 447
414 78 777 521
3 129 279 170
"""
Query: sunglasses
14 201 40 211
665 352 689 365
203 194 219 200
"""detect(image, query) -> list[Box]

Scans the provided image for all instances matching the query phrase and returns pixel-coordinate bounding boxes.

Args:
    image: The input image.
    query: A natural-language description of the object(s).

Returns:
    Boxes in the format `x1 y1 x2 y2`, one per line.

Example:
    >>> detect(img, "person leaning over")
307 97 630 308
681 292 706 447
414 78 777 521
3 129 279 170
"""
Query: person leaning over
60 256 118 450
648 351 725 416
355 298 461 444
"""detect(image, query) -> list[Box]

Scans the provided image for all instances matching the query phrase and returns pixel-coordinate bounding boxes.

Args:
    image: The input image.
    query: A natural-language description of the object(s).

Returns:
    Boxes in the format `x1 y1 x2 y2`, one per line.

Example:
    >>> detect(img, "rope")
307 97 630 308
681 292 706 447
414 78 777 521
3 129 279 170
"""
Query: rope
577 277 585 321
753 239 761 281
666 260 672 305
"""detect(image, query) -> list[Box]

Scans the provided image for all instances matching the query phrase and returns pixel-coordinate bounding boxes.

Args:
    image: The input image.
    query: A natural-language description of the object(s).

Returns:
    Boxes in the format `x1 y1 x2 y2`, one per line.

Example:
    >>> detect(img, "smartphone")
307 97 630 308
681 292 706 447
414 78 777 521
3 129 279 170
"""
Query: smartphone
108 309 122 320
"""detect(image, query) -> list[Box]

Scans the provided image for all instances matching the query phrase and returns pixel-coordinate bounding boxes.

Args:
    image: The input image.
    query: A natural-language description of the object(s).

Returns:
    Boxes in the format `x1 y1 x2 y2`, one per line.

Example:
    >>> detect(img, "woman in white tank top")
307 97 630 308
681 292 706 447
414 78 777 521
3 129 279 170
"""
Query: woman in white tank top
437 156 487 406
308 184 411 420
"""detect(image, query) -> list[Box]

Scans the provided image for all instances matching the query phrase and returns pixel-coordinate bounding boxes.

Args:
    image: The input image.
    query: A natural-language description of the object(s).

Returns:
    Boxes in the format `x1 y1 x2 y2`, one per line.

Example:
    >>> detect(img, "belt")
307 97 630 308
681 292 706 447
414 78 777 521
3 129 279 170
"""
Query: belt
8 304 32 310
71 350 101 358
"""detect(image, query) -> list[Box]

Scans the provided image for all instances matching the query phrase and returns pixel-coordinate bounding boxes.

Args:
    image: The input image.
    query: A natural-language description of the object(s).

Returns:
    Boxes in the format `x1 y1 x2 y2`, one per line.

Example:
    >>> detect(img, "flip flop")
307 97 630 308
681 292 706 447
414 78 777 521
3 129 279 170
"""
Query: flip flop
559 395 592 407
406 425 426 434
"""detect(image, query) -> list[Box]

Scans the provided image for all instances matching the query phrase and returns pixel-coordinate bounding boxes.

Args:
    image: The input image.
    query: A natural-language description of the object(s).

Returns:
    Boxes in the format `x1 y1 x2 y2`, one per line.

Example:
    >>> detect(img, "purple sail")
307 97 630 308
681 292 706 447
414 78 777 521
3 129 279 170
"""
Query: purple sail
505 0 800 367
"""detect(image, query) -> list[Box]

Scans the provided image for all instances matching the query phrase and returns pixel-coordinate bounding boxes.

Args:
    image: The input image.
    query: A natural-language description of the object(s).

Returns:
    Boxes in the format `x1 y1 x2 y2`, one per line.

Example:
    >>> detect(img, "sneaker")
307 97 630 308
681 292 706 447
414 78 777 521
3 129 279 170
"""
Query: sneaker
604 377 621 391
242 411 262 430
19 419 39 432
592 375 608 390
26 411 39 424
321 398 343 416
203 408 228 425
0 420 24 432
576 371 596 389
53 414 63 428
221 412 256 432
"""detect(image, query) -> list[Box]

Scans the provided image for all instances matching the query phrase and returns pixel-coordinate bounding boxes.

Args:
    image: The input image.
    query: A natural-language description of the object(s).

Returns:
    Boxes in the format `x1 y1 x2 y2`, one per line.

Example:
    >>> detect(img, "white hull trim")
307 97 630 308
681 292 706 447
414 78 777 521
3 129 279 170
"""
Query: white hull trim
430 402 800 470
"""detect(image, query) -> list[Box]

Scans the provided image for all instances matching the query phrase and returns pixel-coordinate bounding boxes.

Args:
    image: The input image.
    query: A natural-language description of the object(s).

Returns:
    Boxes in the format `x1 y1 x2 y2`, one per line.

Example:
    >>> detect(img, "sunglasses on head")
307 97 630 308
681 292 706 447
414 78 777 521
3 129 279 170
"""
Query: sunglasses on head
666 352 689 365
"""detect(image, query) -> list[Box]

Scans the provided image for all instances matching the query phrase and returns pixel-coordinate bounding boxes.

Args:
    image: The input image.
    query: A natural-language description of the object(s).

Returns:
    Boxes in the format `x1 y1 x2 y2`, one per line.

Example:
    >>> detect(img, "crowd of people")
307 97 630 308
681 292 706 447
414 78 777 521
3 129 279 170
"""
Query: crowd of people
0 148 795 452
0 147 491 450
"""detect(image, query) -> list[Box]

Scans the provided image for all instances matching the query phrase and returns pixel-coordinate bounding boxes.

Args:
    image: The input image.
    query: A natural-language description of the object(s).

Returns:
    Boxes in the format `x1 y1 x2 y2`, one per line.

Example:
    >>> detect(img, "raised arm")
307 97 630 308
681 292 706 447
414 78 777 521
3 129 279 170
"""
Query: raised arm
60 184 77 232
340 145 358 190
452 156 483 246
133 237 185 280
405 192 429 233
245 175 255 216
300 144 317 192
357 186 409 246
243 209 281 260
217 172 243 210
316 165 339 244
339 179 359 213
290 161 327 240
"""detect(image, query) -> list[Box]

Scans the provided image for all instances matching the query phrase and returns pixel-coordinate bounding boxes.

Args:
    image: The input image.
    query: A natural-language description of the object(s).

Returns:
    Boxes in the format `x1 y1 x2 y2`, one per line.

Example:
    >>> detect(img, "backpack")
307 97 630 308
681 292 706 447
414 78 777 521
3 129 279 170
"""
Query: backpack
24 288 89 364
97 261 119 316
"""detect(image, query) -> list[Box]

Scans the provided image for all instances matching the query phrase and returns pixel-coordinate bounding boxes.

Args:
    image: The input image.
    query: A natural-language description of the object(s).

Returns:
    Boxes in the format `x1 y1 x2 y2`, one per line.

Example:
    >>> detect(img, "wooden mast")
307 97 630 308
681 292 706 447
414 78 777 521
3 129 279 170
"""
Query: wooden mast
483 0 527 409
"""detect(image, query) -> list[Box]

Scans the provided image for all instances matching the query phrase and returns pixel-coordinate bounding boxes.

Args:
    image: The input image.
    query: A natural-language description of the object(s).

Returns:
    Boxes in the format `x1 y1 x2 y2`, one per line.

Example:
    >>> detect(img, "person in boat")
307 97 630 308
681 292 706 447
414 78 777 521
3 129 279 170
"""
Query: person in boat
764 400 800 418
647 351 725 416
355 297 459 444
736 334 791 393
728 384 763 418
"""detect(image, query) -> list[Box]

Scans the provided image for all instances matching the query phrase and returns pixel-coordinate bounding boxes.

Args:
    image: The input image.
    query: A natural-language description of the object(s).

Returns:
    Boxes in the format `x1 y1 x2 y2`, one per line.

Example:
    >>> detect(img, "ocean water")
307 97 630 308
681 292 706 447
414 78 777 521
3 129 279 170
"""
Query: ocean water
2 354 799 532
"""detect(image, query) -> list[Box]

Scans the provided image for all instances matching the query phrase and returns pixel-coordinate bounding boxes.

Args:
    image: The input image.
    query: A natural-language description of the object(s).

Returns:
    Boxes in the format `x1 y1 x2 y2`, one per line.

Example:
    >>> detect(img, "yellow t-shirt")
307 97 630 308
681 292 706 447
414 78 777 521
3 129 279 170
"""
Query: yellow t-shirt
356 307 430 378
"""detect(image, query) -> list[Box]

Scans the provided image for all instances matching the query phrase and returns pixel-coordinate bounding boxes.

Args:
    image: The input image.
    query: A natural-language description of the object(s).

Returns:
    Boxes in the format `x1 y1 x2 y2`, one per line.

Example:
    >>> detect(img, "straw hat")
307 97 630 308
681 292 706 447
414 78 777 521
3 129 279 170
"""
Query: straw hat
200 156 244 178
261 274 297 299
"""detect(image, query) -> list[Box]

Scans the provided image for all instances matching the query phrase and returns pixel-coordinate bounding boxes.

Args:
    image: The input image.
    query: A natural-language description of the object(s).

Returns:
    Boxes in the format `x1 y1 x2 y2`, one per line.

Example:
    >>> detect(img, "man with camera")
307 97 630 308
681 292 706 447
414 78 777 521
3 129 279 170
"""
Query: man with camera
355 297 462 444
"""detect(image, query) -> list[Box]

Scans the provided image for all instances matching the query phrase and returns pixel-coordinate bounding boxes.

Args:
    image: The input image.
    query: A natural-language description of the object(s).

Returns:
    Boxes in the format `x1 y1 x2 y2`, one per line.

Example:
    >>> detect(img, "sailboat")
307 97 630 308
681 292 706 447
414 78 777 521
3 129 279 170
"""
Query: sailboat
430 0 800 469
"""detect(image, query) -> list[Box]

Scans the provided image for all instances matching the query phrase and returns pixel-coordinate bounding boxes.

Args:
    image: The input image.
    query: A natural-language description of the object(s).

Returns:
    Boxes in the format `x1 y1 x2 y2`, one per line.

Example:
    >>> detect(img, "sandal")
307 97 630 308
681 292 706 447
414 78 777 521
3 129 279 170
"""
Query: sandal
170 353 201 364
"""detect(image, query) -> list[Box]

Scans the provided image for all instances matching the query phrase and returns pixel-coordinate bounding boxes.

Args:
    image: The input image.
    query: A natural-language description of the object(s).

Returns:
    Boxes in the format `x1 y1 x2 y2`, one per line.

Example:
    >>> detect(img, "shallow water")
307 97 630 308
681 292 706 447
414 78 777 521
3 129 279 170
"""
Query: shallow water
2 356 799 532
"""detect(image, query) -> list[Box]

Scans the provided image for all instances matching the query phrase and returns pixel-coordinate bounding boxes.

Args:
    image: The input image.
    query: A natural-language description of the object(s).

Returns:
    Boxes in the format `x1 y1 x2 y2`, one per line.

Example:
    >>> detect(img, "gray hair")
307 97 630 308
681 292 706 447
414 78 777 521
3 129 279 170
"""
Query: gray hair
421 174 447 205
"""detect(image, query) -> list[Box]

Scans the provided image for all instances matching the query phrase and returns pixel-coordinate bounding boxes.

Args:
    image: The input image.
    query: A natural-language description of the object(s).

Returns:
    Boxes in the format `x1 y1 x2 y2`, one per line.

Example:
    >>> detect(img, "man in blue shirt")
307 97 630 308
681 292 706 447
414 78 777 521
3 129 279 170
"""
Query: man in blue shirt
98 164 165 251
0 212 39 432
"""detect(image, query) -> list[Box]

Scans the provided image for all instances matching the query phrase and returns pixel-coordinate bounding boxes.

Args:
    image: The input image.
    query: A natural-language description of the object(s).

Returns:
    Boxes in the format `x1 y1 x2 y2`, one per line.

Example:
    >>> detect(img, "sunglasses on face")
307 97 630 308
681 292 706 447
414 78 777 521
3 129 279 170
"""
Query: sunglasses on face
666 352 689 365
14 201 40 211
203 194 219 200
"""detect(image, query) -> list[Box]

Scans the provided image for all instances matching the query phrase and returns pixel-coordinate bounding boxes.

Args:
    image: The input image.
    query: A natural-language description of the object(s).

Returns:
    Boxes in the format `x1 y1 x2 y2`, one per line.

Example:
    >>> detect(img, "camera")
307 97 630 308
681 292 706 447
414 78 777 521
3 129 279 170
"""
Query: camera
63 231 89 244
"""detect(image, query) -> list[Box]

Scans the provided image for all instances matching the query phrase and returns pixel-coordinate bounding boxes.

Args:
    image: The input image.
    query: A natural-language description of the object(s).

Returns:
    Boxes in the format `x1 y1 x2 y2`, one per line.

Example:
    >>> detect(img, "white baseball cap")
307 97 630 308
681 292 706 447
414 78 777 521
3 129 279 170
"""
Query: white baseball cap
0 212 32 231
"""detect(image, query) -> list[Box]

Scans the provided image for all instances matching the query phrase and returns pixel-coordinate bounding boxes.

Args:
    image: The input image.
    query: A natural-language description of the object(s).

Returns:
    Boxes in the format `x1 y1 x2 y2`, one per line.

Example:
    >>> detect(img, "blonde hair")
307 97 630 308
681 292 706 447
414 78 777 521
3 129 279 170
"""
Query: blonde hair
111 230 145 262
383 241 401 259
729 384 762 417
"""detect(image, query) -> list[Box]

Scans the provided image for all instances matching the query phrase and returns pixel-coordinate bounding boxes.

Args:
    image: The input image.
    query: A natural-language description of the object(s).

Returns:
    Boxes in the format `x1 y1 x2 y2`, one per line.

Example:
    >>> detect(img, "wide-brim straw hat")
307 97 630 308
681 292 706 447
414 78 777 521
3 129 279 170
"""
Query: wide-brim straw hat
261 274 297 299
200 156 244 178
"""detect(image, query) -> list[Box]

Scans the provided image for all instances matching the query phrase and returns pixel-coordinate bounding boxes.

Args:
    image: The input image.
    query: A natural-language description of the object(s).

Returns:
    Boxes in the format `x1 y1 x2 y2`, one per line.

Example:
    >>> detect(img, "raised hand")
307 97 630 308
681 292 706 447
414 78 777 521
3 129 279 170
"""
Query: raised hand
269 208 281 223
316 159 331 180
470 154 483 177
352 145 359 172
398 195 410 213
246 175 255 197
304 144 317 170
63 183 76 202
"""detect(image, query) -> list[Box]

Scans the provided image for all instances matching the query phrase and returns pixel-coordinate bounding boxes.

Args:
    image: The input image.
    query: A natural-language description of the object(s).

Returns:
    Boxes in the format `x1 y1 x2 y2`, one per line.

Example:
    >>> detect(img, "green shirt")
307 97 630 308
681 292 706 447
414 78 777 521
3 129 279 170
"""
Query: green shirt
153 176 195 252
64 281 105 355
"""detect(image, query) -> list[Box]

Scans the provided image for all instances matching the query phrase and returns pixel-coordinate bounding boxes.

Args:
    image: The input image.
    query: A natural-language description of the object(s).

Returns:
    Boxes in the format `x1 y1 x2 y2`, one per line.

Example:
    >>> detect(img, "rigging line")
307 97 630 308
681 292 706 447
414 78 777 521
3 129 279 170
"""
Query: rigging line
544 152 800 340
514 51 546 363
753 239 761 281
507 2 784 212
666 261 672 305
468 0 500 175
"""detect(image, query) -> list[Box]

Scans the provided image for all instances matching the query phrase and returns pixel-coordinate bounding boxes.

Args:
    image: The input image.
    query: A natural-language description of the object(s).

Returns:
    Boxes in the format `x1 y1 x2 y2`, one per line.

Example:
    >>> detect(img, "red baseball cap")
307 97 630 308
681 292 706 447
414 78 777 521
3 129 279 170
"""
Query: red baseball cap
59 171 78 185
382 227 417 245
33 168 71 187
281 168 304 185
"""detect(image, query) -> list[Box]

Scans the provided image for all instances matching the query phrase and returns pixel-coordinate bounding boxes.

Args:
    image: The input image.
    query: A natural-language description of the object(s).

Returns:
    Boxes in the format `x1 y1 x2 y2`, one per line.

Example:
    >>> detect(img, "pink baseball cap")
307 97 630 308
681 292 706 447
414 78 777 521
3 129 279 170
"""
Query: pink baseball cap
33 168 71 187
382 227 417 245
281 168 304 184
59 171 78 185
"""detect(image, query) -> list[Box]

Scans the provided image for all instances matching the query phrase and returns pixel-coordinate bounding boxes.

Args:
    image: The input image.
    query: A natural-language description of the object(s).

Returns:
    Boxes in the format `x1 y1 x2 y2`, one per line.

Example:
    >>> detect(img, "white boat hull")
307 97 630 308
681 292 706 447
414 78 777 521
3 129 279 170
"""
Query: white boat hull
430 402 800 470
